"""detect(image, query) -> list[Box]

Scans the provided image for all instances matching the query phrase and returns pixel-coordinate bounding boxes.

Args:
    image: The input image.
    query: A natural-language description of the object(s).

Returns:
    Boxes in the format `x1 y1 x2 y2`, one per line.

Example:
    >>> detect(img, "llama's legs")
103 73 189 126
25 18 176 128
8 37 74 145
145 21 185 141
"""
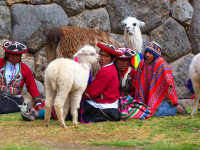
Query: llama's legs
54 89 70 128
70 92 82 127
191 84 200 116
63 97 70 120
44 85 56 127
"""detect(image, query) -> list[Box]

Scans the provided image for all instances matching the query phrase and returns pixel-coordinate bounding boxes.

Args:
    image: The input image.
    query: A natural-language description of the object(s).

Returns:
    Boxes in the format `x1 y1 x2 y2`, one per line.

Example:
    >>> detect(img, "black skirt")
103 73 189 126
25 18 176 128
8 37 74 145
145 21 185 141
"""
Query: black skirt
0 94 24 114
79 101 121 123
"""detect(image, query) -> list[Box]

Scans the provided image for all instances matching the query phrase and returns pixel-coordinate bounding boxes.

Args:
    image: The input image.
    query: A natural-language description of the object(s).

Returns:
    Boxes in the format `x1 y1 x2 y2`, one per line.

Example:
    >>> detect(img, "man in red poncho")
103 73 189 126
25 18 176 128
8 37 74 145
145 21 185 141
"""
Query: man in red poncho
134 41 187 117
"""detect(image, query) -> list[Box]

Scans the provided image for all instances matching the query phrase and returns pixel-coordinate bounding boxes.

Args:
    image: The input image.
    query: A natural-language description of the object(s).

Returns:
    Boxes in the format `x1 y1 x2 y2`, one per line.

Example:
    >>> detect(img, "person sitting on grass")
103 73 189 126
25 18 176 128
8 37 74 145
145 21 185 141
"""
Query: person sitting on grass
134 41 187 117
0 41 44 114
115 48 136 97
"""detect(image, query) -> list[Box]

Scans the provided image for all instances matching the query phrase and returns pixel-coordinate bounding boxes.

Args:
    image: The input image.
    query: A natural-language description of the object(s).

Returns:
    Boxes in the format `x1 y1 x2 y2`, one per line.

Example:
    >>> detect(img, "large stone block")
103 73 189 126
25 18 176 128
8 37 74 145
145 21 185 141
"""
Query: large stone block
150 17 191 63
69 8 110 32
106 0 170 34
171 0 193 25
11 3 69 53
188 0 200 54
0 6 11 39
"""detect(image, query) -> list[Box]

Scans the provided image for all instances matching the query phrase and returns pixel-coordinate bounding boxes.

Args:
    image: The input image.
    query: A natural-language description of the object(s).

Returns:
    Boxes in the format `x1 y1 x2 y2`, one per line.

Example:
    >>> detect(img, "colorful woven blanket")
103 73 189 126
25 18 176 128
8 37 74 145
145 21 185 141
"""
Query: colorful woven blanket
135 57 179 114
131 52 142 69
119 95 152 119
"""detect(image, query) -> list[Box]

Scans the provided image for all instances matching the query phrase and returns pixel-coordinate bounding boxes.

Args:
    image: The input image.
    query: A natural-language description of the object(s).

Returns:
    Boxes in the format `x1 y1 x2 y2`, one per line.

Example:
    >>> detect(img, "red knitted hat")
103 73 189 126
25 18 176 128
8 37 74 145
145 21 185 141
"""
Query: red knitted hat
3 41 28 54
97 42 123 56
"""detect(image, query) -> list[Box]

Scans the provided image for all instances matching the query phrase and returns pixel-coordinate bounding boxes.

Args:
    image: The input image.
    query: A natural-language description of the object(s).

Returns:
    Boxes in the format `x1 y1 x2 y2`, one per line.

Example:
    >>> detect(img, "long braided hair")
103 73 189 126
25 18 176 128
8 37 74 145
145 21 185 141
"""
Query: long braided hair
114 61 123 112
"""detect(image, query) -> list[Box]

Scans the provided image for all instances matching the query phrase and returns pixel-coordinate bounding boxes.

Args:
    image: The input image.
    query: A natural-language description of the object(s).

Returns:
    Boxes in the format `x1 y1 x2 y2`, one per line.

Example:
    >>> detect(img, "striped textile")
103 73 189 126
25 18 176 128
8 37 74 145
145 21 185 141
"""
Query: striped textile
131 52 143 69
120 95 152 119
135 57 179 114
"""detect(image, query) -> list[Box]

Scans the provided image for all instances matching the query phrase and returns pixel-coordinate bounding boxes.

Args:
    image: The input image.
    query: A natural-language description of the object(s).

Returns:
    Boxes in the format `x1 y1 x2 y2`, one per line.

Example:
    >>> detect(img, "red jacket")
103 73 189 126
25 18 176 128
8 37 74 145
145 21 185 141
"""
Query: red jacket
0 58 41 102
82 64 120 104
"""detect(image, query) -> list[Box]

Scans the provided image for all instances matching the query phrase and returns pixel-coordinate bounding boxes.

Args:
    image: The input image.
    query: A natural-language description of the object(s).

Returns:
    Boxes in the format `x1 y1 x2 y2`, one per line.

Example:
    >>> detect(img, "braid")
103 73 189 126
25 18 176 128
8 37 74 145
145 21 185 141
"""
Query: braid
114 61 122 95
114 61 123 112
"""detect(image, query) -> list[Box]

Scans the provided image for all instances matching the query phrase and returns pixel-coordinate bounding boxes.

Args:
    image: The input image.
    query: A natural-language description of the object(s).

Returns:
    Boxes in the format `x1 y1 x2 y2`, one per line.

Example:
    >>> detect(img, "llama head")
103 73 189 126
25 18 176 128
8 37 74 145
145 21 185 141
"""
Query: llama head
73 45 98 65
122 17 145 35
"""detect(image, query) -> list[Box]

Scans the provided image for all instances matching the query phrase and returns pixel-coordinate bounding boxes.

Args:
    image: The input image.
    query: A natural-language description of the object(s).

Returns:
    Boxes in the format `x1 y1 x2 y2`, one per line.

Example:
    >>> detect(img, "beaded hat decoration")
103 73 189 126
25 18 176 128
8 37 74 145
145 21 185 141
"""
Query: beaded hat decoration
117 48 136 59
97 42 123 56
3 41 28 54
145 41 162 60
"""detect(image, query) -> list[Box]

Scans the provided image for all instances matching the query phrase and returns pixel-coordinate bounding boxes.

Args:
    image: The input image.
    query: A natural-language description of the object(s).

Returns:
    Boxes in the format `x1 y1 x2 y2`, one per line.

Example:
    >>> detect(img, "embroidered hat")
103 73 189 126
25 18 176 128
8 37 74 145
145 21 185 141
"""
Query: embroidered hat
97 42 123 56
117 48 136 59
145 41 162 60
3 41 28 54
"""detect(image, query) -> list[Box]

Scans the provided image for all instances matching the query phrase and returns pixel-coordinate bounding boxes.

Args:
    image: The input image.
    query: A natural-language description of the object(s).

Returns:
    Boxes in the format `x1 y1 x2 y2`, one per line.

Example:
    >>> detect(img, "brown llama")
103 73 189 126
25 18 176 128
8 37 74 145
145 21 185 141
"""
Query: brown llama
45 26 122 77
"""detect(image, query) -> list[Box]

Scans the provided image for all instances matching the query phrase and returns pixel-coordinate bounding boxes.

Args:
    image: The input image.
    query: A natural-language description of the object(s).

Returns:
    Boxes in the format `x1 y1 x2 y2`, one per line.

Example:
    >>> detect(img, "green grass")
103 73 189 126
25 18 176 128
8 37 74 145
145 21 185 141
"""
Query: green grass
0 108 200 150
1 146 50 150
85 108 200 149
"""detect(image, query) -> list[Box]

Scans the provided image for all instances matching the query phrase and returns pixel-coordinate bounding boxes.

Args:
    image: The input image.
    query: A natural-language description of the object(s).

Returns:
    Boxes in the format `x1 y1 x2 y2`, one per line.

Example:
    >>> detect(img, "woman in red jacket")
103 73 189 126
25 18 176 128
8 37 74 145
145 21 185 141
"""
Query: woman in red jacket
80 42 123 122
0 41 44 114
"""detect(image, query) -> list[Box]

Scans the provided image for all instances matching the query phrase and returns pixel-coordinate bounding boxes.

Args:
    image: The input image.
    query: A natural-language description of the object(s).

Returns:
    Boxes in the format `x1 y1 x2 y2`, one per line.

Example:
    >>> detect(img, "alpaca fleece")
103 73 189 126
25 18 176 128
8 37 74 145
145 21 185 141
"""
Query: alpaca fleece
189 53 200 116
44 45 98 128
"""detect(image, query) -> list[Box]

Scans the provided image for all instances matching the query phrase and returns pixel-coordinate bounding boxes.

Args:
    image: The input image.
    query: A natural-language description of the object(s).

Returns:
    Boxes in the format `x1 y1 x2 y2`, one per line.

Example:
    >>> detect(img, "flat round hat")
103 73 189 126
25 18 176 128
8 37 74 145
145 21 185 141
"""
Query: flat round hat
97 42 123 56
117 48 136 59
3 41 28 54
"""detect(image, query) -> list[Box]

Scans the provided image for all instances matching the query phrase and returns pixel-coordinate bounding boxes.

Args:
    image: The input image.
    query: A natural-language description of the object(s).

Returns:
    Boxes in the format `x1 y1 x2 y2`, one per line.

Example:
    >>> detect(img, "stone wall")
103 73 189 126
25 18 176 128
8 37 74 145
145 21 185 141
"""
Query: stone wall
0 0 199 98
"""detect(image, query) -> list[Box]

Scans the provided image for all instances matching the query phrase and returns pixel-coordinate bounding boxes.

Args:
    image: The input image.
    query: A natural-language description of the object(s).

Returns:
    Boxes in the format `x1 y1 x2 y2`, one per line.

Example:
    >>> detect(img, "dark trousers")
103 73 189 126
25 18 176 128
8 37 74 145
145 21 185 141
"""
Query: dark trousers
0 94 24 114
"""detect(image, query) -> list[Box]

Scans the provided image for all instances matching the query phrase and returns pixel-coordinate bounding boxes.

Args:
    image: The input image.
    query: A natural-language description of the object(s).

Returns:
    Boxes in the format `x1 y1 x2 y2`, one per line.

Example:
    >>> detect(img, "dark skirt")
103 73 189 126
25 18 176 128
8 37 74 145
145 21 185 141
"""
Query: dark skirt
79 101 121 123
45 101 121 123
0 94 24 114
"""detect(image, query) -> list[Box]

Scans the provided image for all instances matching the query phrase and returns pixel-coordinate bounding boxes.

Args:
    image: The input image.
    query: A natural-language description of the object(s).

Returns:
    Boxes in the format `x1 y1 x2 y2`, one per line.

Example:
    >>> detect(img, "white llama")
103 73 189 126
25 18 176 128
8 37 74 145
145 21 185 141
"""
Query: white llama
122 16 145 53
189 53 200 116
44 45 98 128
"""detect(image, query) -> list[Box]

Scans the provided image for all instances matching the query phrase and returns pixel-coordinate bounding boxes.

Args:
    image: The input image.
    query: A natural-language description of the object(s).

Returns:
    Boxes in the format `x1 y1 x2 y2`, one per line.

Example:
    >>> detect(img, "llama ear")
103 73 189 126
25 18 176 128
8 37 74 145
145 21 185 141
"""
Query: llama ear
139 21 145 27
121 19 126 24
73 50 82 59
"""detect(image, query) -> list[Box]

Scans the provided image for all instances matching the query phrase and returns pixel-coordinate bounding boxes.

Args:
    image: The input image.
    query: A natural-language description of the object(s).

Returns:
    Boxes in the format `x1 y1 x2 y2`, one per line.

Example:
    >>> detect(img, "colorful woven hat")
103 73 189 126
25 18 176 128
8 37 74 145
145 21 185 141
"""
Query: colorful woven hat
3 41 28 54
117 48 136 59
145 41 162 60
97 42 123 56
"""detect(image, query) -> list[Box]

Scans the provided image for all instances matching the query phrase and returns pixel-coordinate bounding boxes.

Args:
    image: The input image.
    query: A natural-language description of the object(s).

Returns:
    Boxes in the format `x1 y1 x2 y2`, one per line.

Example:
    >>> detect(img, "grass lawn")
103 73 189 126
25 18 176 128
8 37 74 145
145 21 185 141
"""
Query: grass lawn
0 108 199 150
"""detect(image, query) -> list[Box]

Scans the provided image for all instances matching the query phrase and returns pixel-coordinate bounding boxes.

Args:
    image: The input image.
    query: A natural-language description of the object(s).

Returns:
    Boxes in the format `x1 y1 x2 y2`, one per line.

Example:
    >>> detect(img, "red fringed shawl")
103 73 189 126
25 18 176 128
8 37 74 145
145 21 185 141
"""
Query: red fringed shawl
134 57 179 114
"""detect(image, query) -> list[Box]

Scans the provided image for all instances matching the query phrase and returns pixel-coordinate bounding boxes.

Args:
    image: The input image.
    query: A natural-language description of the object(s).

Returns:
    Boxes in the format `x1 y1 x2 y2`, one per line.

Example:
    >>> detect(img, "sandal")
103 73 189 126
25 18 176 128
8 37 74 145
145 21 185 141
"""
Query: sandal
21 111 38 121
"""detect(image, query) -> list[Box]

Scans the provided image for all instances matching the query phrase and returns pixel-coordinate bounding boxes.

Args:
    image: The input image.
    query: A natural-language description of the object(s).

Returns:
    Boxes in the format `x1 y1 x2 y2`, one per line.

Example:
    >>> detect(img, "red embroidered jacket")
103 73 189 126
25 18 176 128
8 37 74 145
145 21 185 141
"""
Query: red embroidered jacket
0 58 41 104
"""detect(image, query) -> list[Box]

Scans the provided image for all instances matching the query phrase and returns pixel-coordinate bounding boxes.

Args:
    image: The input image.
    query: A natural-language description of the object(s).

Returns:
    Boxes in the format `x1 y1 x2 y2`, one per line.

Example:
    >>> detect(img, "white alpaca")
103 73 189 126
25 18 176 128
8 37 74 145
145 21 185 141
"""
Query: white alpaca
44 45 98 128
122 17 145 53
189 53 200 116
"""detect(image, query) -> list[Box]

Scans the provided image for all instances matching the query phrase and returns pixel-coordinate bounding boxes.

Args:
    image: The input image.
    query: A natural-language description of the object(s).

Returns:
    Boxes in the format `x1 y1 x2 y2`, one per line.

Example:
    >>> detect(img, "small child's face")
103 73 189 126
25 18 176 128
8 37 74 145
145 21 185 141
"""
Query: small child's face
145 51 154 64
